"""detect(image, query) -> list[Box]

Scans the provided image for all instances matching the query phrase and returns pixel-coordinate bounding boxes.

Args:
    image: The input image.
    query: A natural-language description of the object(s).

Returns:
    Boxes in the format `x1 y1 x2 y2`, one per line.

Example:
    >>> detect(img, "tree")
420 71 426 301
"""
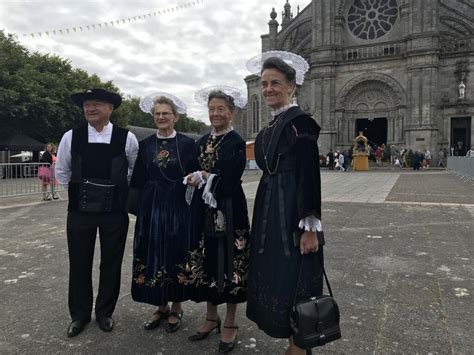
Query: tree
121 96 153 128
0 30 206 144
0 31 128 144
175 113 206 133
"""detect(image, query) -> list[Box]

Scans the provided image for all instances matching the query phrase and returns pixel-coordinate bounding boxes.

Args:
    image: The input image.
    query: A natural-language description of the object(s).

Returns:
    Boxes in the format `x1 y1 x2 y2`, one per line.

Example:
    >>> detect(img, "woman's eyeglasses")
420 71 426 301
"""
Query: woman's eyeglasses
154 112 173 118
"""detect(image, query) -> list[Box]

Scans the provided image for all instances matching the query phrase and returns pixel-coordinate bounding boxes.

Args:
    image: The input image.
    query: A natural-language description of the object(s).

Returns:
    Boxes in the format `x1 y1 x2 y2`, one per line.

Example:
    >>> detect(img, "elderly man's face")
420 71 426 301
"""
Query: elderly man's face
83 100 113 126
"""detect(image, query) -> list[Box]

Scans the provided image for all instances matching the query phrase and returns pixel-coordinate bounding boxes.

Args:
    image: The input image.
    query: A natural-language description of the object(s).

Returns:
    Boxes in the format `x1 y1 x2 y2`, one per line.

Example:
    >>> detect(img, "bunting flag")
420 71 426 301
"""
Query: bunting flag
11 0 205 40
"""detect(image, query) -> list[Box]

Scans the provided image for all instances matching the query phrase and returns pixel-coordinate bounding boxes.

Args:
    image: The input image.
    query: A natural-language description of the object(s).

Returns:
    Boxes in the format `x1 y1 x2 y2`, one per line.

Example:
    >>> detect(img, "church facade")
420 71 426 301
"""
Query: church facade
243 0 474 155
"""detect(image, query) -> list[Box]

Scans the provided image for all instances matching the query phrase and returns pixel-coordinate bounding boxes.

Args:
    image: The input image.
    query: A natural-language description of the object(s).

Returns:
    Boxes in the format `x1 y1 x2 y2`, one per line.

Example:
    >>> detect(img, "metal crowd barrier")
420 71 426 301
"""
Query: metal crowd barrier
447 156 474 184
0 163 65 198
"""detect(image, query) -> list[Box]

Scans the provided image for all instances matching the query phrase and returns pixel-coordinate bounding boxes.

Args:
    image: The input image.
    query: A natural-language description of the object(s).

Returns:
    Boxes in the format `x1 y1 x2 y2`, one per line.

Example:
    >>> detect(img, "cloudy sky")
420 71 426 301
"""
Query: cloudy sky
1 0 307 122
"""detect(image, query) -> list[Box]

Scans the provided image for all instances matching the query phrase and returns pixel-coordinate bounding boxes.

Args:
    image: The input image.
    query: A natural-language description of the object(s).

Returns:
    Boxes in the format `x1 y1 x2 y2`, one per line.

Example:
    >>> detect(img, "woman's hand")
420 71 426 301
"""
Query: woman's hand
186 173 199 187
186 171 208 187
300 231 319 255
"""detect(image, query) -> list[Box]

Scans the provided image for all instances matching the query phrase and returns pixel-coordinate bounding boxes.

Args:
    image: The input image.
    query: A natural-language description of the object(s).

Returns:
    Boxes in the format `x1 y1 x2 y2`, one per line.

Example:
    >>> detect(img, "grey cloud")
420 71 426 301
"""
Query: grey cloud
1 0 297 121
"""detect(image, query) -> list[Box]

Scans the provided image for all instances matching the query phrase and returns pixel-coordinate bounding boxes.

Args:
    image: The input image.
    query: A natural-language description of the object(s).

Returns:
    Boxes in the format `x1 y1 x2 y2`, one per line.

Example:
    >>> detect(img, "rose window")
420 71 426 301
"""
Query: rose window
347 0 399 40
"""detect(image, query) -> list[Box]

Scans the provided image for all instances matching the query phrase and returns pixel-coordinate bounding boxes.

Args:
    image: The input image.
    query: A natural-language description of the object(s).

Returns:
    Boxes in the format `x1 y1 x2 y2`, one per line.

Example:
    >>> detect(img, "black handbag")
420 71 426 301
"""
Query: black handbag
290 250 341 349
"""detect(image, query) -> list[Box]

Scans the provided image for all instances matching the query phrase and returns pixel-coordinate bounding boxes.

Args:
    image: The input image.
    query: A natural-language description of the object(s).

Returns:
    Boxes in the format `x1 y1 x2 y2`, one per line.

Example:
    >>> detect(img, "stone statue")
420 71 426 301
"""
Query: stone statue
458 81 466 99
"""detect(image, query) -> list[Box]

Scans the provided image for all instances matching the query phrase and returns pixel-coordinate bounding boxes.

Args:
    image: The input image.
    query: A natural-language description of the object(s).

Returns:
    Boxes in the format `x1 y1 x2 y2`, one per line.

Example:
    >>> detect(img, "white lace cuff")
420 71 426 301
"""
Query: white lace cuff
183 171 206 205
202 173 217 208
298 216 323 232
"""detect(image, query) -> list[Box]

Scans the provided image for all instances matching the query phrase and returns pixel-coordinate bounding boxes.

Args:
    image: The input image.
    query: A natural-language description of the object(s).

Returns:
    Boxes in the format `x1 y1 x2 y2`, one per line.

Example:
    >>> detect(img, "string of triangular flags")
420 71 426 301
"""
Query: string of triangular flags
12 0 205 39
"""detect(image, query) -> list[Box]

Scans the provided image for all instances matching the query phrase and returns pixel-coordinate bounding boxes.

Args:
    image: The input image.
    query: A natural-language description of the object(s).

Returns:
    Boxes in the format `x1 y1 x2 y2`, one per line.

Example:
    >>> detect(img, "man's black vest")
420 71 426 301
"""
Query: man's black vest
68 124 129 212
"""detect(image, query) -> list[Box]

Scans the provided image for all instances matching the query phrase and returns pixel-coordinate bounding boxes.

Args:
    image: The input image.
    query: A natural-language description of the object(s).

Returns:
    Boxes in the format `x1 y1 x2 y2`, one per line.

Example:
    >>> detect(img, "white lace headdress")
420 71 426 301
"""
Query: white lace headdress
194 85 248 109
139 92 187 115
246 50 310 85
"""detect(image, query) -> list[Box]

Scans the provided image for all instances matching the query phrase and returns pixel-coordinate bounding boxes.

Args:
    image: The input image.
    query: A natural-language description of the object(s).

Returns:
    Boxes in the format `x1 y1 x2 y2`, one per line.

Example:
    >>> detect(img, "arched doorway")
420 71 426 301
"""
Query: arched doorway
335 73 407 149
356 117 388 146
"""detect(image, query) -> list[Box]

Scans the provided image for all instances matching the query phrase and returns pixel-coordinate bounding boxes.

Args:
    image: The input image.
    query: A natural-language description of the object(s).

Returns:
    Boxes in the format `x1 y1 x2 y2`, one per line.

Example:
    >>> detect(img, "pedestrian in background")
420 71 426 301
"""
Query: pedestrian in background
437 149 446 168
375 144 384 166
466 145 474 157
327 149 334 170
413 150 423 170
423 149 432 169
39 142 57 201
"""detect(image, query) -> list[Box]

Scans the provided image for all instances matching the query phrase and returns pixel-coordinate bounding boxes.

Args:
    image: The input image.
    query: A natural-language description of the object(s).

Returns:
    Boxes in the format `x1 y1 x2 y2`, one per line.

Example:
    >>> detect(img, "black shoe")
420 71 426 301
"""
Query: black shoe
144 309 170 330
188 317 221 341
67 319 90 338
97 317 114 332
218 325 238 353
165 310 183 333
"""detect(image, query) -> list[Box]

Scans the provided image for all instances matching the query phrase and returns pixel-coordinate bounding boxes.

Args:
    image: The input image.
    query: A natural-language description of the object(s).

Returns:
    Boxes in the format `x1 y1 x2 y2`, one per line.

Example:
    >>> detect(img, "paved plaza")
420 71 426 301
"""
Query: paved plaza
0 171 473 354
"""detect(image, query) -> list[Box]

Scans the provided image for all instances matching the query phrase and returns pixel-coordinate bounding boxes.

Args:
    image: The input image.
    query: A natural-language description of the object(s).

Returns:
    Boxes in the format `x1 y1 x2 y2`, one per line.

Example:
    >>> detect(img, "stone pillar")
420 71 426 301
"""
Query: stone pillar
267 8 279 51
405 0 440 150
407 69 421 126
311 0 338 151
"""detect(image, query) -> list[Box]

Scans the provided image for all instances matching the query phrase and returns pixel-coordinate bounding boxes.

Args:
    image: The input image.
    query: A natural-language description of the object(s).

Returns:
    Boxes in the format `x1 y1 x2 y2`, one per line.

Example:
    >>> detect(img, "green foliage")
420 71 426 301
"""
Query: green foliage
0 31 127 144
0 30 206 145
175 113 206 133
121 96 153 128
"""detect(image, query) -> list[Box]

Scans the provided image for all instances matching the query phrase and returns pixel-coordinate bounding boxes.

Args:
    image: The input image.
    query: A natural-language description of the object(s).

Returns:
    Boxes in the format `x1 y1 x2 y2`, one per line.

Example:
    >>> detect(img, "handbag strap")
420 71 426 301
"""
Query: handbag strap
293 248 334 306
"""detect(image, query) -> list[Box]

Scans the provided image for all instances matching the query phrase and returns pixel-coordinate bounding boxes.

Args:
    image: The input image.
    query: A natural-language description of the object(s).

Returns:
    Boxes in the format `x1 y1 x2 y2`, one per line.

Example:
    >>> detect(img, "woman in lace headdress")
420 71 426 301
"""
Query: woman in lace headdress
184 87 250 353
246 52 325 355
128 93 195 334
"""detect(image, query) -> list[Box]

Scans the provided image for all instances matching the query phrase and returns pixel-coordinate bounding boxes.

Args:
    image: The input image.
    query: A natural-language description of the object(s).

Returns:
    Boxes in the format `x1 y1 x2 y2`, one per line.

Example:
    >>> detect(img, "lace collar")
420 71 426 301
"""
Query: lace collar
210 126 233 137
156 130 177 139
270 103 297 117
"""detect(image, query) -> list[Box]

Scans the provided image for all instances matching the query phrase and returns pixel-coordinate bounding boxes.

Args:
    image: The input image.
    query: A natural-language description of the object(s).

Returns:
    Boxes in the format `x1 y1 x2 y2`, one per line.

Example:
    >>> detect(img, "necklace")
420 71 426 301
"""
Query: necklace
199 132 230 172
154 135 183 182
267 112 286 128
210 126 233 137
261 111 286 175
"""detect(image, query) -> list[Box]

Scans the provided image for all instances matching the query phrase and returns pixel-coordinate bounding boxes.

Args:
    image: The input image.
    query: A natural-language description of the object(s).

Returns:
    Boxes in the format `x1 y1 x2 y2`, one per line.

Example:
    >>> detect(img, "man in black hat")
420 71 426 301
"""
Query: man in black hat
56 88 139 337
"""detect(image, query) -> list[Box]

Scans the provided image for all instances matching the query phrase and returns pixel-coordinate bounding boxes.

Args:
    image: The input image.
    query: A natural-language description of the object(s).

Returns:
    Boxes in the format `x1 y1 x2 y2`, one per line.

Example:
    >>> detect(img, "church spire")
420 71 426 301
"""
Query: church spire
281 0 293 29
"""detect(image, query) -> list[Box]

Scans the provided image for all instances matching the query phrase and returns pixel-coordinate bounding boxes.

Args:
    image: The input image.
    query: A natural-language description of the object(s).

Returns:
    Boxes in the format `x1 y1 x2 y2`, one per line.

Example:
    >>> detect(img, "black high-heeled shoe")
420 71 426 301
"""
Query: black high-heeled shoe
188 317 221 341
143 308 170 330
218 325 238 353
165 309 183 333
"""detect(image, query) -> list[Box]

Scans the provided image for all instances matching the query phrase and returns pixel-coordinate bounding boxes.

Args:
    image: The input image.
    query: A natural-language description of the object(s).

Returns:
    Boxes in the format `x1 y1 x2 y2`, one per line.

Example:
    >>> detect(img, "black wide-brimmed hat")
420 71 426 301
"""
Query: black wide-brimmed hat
70 88 122 109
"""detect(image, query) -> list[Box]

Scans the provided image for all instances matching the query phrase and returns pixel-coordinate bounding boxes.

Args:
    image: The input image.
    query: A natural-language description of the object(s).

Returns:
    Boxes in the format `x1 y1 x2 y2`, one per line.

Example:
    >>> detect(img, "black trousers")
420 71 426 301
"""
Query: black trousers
67 210 129 321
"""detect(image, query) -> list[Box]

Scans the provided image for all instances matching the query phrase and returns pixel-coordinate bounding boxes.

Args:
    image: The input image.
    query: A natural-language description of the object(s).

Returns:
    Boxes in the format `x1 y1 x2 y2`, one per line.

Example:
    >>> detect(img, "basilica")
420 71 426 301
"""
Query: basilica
242 0 474 155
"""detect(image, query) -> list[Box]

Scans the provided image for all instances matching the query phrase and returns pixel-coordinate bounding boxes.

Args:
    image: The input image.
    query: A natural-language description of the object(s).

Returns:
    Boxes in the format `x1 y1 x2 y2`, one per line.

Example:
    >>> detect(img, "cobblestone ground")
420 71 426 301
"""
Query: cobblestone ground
0 171 472 354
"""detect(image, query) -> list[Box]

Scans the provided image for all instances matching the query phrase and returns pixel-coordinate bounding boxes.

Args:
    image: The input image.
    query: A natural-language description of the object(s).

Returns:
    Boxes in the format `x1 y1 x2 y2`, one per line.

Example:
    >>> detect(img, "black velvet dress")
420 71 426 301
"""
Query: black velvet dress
129 132 195 306
246 106 325 338
181 130 250 305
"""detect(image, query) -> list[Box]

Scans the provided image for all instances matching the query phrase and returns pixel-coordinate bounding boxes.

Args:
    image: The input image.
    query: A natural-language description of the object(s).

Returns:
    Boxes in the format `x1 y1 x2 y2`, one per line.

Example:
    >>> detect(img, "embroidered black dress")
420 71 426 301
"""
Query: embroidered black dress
129 132 195 306
246 106 325 338
182 130 250 305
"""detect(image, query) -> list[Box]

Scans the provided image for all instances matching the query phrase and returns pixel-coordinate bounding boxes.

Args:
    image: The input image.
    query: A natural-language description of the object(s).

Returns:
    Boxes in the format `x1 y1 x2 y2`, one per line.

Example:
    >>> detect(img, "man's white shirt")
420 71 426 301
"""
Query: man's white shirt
55 122 139 186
